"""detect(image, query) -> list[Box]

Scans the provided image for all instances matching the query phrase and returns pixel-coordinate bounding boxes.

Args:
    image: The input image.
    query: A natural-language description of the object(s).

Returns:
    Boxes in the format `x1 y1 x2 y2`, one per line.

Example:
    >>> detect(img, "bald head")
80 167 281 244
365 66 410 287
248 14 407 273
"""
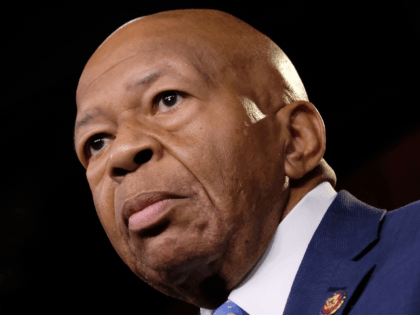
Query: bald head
78 9 308 115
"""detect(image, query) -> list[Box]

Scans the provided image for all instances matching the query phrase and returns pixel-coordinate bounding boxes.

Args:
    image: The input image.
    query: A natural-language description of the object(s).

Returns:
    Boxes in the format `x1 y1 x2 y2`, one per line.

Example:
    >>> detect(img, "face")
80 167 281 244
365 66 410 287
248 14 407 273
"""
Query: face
74 24 289 307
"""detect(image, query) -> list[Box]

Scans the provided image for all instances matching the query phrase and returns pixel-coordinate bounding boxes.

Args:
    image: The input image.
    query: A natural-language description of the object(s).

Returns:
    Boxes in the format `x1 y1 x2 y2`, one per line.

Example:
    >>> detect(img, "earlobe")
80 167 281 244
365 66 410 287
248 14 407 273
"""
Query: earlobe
278 101 326 180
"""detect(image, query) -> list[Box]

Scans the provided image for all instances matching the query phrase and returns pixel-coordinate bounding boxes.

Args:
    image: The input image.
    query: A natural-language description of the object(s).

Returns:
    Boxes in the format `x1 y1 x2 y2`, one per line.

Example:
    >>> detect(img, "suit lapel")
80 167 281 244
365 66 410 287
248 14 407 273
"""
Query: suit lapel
283 190 386 315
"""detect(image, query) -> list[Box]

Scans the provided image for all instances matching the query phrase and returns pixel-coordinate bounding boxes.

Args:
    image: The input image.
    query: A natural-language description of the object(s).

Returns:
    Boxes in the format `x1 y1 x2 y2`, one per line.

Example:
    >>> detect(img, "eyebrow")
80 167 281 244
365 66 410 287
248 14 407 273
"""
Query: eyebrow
126 67 181 91
133 70 164 87
74 113 96 144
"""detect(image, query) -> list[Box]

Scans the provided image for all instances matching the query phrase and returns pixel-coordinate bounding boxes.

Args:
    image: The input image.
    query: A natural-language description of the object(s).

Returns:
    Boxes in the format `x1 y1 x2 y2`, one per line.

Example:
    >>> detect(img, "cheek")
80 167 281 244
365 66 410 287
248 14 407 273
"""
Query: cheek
86 153 108 189
201 120 284 237
86 157 119 240
199 124 266 205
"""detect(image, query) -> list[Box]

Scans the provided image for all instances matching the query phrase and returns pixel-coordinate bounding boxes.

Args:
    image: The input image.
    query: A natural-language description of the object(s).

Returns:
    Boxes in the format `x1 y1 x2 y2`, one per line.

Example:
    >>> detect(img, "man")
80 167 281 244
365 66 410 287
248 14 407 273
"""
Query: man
73 9 420 315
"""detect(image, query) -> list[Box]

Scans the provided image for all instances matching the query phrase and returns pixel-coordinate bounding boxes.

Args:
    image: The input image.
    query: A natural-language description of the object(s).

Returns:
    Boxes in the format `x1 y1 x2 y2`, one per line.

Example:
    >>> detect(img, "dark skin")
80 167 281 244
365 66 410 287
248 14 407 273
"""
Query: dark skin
74 9 336 309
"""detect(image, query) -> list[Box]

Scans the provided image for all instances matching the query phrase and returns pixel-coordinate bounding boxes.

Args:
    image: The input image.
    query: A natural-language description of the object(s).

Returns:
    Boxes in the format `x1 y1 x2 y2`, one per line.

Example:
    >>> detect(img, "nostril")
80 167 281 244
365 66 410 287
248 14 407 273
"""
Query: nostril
111 149 154 178
134 149 153 165
113 168 128 177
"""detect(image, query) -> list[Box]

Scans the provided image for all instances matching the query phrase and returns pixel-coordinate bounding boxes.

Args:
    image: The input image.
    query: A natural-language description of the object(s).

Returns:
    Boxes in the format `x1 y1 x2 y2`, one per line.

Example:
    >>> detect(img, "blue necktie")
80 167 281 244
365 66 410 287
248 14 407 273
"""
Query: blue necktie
212 300 250 315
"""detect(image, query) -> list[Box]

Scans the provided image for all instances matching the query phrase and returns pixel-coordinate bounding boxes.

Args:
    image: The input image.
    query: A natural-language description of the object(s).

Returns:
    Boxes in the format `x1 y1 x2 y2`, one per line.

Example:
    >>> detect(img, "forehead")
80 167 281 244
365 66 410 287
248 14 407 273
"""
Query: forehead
82 54 197 100
76 21 227 102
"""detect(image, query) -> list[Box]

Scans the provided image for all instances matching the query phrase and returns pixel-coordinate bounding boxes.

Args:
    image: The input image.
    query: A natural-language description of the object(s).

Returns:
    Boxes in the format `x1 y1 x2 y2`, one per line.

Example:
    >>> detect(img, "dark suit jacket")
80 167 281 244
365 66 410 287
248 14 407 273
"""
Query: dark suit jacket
284 190 420 314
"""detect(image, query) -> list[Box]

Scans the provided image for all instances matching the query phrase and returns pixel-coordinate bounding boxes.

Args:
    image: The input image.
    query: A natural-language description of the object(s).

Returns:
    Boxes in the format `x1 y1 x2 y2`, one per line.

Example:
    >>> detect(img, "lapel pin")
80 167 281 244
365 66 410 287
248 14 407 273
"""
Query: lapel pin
320 290 346 315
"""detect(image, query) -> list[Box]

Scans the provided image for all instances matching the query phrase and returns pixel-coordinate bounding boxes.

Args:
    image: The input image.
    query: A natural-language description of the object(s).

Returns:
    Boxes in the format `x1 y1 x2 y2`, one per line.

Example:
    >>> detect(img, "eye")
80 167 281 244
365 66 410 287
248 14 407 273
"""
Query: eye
155 90 185 112
84 133 109 158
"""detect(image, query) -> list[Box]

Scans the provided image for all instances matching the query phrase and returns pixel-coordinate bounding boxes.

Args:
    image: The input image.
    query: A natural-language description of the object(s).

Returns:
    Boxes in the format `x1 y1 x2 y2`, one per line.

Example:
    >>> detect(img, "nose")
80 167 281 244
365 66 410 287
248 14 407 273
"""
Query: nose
106 125 163 182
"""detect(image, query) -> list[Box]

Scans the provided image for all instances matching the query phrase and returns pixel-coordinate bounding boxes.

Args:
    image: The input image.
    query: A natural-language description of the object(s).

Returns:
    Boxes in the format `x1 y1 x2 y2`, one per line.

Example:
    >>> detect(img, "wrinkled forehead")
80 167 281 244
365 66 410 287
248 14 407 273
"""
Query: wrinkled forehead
77 18 229 104
77 52 216 119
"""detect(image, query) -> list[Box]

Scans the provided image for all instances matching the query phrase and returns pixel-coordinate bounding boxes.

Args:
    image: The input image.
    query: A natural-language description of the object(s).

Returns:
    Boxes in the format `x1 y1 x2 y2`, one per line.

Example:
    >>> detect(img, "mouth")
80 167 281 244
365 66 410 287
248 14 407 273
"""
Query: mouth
122 192 186 232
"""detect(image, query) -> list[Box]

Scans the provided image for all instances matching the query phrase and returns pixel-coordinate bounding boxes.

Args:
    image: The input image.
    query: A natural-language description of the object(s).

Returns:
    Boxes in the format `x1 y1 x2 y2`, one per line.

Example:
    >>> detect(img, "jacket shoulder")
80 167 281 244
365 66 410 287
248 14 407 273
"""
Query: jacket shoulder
379 199 420 254
382 199 420 236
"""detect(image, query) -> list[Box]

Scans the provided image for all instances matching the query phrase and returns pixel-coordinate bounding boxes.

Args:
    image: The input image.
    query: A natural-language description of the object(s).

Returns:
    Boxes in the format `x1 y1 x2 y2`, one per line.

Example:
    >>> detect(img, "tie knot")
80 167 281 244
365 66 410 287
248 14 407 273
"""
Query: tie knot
212 300 249 315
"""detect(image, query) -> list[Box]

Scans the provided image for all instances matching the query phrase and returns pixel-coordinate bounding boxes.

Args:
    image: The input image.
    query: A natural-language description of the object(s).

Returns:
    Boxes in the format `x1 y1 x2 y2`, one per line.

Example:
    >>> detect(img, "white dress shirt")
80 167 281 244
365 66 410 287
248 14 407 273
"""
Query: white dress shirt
200 181 337 315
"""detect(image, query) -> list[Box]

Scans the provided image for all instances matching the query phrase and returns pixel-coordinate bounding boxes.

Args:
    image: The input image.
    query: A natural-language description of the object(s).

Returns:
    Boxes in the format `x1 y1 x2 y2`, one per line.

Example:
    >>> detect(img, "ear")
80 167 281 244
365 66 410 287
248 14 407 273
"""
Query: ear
277 101 326 180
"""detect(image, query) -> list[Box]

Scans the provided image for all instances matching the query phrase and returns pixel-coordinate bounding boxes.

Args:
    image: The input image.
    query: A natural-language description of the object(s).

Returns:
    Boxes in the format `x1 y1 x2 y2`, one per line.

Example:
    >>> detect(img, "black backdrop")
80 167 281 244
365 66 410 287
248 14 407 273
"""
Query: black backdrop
1 1 419 313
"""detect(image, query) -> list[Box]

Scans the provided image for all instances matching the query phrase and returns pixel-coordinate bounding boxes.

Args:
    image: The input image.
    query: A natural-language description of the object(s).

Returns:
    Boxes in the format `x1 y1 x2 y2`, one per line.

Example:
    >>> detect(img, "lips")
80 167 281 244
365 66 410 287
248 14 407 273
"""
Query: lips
122 192 185 231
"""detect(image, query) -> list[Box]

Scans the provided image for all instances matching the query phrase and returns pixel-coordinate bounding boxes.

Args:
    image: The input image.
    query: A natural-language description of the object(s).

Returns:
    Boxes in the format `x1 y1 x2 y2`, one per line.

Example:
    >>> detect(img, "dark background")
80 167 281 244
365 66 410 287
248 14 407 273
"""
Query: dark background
1 0 419 313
